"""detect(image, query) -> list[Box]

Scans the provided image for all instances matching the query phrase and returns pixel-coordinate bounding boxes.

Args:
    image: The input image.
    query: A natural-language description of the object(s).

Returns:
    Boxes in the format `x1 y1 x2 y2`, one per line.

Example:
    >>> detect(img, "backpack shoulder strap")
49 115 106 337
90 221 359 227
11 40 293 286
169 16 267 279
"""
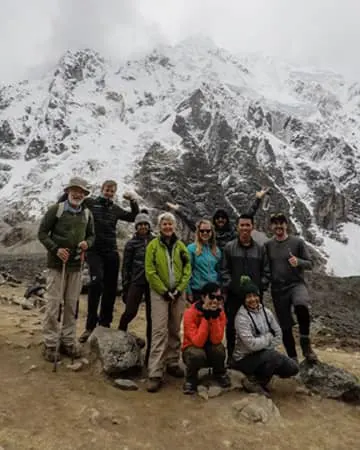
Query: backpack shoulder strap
56 202 65 219
84 208 90 222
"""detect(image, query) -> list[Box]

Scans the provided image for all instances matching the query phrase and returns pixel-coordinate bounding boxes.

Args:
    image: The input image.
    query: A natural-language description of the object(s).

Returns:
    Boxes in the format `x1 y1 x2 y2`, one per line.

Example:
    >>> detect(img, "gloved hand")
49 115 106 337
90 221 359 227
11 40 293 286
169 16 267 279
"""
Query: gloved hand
202 309 213 320
171 289 181 300
123 191 137 202
163 291 174 302
208 309 221 319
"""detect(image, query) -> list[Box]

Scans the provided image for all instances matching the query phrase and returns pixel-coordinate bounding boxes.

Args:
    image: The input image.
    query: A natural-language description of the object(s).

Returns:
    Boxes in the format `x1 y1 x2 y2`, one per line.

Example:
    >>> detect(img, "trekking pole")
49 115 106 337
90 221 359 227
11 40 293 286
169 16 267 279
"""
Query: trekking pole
72 250 85 365
53 261 66 373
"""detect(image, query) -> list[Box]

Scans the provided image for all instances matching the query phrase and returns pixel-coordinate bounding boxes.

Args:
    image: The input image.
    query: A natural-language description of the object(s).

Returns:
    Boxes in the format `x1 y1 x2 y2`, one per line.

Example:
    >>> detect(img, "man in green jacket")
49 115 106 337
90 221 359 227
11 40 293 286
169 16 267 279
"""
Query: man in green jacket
38 177 95 362
145 212 191 392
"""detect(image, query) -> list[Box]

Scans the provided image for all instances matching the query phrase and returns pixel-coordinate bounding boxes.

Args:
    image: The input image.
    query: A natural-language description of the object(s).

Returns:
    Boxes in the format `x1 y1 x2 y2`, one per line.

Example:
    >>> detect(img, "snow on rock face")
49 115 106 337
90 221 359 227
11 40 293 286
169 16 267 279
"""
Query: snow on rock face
0 39 359 275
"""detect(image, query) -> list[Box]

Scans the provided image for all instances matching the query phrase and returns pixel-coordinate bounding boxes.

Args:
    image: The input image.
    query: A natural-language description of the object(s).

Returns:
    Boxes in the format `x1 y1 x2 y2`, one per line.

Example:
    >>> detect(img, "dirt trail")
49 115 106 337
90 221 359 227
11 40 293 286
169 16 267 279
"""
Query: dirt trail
0 286 360 450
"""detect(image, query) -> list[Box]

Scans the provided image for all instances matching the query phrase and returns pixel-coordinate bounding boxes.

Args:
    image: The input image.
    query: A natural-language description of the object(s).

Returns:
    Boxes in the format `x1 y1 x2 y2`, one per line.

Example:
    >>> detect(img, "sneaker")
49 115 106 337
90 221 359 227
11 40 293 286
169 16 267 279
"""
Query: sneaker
242 376 271 398
78 329 92 344
166 365 185 378
215 372 231 388
183 379 197 395
60 343 82 359
146 377 162 393
42 346 61 363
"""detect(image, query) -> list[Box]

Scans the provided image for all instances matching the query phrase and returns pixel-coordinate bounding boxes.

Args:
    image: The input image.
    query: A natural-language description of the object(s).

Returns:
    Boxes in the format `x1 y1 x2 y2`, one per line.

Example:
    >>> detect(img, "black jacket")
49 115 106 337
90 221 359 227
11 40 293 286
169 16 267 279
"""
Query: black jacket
220 237 270 297
122 232 155 288
86 196 139 253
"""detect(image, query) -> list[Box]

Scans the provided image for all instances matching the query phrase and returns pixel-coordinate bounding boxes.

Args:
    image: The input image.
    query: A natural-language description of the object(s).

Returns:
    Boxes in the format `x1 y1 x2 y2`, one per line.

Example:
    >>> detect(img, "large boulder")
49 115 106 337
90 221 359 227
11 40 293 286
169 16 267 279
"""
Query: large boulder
299 360 360 405
89 326 142 376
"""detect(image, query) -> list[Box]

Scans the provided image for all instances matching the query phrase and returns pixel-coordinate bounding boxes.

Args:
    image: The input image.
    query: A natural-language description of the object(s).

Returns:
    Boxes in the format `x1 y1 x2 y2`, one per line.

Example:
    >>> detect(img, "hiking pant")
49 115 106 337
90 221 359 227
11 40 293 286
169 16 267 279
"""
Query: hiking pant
119 284 152 365
272 284 311 358
86 251 120 330
183 344 226 380
225 292 243 360
148 292 185 379
43 268 81 348
231 349 299 382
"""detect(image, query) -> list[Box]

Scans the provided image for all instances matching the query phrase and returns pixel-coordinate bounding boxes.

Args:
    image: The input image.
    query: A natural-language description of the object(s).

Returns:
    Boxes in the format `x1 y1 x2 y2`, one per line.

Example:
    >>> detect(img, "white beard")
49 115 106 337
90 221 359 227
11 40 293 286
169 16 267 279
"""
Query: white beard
68 193 84 207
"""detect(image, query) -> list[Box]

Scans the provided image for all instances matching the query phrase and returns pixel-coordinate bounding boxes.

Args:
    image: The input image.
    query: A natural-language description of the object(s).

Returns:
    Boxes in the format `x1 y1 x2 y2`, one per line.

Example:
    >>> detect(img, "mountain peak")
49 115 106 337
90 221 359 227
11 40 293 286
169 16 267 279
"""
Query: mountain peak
0 40 359 275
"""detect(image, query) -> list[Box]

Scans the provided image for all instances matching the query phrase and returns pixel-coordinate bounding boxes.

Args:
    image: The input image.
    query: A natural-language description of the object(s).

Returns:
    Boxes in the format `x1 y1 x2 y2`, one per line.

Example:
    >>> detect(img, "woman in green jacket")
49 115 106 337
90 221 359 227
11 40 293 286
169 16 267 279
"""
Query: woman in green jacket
145 212 191 393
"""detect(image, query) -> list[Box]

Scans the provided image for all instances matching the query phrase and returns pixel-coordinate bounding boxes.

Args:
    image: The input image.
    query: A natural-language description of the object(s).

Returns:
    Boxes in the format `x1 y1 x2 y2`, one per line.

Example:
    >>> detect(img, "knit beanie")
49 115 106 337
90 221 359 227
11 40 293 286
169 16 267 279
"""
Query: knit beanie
240 276 260 296
135 211 151 228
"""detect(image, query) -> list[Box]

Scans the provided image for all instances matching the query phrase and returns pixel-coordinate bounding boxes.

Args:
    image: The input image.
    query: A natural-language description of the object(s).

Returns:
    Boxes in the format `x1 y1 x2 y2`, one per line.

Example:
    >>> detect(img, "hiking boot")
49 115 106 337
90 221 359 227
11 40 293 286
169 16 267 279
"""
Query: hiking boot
291 356 300 365
42 346 61 363
166 365 185 378
214 372 231 388
242 376 271 398
146 377 162 393
183 379 197 395
78 329 92 344
60 343 82 359
300 336 319 364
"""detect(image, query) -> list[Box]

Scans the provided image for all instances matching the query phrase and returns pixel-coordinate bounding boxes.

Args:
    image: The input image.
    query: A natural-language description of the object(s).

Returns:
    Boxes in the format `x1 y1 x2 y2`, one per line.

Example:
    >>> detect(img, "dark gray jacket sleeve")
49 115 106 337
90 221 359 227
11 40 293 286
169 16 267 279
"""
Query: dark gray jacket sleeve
174 206 197 232
297 239 313 270
115 200 139 222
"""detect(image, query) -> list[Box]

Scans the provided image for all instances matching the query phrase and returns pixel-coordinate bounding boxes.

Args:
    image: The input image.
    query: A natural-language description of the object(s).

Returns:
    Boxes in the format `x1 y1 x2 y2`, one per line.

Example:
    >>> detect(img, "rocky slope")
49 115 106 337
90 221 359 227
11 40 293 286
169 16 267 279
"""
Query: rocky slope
1 37 360 275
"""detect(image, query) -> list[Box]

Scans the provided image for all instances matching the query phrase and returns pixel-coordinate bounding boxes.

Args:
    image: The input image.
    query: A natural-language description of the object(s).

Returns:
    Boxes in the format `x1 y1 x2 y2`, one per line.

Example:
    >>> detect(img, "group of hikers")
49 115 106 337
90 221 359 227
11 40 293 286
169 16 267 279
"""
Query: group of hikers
38 176 318 396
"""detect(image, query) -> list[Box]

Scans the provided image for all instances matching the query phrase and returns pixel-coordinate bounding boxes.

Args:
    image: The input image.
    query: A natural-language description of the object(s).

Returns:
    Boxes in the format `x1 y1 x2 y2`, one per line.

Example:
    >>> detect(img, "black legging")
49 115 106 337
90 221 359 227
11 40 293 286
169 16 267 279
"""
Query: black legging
282 305 310 358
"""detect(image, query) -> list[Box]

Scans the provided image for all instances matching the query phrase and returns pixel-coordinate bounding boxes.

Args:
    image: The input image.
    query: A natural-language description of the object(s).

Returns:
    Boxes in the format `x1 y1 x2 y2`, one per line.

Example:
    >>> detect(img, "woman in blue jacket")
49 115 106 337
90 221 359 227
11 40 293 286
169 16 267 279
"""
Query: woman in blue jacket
187 220 222 303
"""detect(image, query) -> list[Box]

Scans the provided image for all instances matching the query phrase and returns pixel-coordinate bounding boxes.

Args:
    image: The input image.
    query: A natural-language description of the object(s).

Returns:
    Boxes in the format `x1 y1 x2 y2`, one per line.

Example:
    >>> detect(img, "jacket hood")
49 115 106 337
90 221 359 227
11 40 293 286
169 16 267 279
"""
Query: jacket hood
212 209 230 222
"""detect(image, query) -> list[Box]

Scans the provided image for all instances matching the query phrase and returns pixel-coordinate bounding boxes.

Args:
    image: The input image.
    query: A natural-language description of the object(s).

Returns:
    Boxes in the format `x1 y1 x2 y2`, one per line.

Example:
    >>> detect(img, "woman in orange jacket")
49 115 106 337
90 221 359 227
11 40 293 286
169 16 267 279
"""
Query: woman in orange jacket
182 282 231 394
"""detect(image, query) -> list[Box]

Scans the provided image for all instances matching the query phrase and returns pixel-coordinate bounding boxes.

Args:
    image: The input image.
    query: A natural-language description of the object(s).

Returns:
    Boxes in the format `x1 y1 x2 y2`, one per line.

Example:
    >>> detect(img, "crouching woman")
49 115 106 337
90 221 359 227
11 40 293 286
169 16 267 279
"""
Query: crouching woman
182 282 231 394
230 278 299 396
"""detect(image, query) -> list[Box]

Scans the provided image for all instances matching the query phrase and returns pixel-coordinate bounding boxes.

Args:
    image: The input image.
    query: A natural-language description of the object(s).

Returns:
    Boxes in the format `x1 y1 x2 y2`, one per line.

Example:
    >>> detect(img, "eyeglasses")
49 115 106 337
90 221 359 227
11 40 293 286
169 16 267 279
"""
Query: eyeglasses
199 229 212 234
209 294 224 301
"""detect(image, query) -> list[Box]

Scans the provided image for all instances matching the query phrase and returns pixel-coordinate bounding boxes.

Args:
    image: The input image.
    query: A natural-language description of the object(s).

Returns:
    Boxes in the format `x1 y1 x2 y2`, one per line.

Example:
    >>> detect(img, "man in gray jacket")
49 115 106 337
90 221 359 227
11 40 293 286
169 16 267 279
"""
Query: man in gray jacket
265 212 318 364
231 278 299 396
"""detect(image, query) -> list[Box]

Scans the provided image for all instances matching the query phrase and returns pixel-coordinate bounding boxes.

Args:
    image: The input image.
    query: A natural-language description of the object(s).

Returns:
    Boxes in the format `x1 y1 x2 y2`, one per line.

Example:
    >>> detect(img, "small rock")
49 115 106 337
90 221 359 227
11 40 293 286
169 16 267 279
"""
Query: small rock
113 379 139 391
24 365 38 374
197 385 209 400
112 417 120 425
208 385 223 398
222 441 232 448
295 385 312 396
90 408 100 425
66 362 83 372
232 394 281 424
21 299 34 310
81 357 90 366
182 419 190 428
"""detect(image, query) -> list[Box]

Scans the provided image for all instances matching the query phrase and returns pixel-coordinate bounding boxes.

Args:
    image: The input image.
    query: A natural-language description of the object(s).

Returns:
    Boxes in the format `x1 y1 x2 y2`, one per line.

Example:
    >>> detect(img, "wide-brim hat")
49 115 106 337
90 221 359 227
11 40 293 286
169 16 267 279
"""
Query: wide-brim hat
64 177 90 196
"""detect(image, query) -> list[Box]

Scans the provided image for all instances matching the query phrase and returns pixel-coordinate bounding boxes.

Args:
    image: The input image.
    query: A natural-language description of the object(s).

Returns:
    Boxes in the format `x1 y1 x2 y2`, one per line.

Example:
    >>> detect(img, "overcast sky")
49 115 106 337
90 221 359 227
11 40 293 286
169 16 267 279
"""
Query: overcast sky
1 0 359 83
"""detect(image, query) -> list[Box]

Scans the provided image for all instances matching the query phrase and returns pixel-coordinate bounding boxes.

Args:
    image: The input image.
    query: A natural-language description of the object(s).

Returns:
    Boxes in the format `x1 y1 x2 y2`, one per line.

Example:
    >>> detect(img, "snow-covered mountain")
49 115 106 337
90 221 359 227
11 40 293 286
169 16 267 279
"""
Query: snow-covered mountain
1 37 360 276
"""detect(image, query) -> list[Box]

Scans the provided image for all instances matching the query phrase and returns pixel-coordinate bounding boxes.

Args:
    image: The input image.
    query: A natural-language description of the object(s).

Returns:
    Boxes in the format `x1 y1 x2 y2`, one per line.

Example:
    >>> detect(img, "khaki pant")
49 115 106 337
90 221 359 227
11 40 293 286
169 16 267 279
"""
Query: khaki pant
43 268 82 348
148 293 185 378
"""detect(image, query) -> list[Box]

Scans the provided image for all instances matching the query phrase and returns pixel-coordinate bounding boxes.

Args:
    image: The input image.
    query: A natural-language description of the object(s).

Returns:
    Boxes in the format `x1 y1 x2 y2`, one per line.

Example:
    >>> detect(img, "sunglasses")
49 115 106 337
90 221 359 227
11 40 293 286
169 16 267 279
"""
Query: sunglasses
199 229 212 234
209 294 224 302
270 213 287 220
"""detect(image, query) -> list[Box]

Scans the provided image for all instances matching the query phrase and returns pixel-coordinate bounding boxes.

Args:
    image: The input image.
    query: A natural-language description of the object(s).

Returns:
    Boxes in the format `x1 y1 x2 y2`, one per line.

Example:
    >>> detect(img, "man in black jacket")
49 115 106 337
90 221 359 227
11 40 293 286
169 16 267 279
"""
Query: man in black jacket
118 210 155 365
220 213 270 360
79 180 139 343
